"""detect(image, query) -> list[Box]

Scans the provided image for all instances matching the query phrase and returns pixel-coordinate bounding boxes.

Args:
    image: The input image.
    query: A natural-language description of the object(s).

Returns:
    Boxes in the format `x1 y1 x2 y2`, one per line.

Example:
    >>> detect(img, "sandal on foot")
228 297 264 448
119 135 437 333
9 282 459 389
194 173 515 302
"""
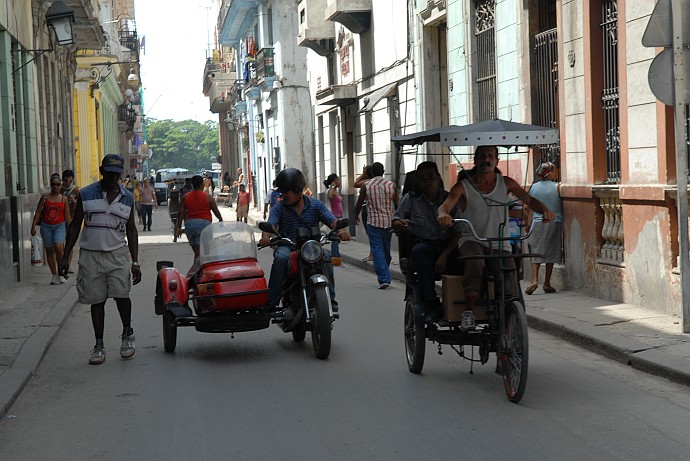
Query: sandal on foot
525 283 538 295
543 286 556 293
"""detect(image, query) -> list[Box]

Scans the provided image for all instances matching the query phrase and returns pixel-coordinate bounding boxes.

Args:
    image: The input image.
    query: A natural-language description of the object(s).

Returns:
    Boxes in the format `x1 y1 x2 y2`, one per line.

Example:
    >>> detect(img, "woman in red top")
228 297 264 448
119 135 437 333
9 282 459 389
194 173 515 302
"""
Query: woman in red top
176 175 223 276
31 173 72 284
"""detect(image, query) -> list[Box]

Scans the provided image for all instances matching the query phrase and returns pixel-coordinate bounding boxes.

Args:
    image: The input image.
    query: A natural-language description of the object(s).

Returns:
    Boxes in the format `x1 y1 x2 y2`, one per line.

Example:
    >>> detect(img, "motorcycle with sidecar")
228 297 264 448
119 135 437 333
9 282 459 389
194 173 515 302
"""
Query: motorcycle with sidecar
154 222 271 352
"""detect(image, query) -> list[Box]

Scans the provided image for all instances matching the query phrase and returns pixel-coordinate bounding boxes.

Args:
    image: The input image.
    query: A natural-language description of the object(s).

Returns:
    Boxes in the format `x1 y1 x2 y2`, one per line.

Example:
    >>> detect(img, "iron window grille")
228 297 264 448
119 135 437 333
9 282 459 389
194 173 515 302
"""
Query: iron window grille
600 0 621 184
475 0 497 122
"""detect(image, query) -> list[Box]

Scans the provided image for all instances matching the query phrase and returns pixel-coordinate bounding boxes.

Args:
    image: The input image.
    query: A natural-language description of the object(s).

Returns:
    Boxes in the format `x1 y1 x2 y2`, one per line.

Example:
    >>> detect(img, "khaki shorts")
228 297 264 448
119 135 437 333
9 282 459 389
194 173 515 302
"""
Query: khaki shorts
237 204 249 219
76 246 132 304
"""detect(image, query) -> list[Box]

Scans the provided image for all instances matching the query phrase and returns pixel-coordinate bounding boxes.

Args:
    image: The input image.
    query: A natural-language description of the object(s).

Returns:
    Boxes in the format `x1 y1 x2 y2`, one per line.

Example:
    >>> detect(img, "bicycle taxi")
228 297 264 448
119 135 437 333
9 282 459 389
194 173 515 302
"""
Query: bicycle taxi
391 119 559 403
166 174 194 242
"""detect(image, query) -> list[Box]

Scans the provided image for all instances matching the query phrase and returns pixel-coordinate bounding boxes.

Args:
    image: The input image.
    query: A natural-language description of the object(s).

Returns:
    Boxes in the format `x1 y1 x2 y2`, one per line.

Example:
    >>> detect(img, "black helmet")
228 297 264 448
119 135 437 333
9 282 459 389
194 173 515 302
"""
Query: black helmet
274 168 306 193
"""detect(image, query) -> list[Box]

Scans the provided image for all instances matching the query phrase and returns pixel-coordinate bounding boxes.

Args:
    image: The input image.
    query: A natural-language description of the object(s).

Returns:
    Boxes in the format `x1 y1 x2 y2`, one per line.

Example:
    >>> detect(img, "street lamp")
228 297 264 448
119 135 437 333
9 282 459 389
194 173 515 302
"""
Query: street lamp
12 1 75 74
46 1 76 46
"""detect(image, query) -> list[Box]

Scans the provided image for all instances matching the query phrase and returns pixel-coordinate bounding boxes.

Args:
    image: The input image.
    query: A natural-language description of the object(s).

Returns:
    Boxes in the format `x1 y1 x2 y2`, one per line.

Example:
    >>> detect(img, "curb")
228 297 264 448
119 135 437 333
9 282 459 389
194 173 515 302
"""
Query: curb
0 285 79 417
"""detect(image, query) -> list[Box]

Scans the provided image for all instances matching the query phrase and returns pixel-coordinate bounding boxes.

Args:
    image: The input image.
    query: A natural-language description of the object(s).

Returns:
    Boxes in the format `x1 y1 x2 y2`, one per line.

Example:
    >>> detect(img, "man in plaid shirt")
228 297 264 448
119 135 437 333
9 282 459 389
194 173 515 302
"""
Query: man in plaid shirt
360 162 398 289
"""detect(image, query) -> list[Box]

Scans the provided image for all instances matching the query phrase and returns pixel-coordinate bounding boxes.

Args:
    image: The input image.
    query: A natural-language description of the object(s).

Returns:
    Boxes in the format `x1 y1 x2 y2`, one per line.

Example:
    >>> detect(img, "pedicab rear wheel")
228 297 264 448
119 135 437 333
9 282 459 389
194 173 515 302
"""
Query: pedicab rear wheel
501 300 528 403
163 310 177 352
404 296 425 374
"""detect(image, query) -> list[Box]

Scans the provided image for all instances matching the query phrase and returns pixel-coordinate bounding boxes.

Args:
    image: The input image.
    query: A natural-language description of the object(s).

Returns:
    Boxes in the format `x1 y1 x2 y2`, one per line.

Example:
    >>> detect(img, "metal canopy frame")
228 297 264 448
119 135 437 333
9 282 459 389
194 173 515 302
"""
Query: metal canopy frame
391 118 559 148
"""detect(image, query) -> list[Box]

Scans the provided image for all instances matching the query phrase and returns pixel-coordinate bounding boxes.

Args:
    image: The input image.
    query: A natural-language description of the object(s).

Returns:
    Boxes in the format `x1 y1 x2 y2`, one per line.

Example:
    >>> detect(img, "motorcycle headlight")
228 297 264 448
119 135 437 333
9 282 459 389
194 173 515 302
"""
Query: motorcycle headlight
301 240 323 264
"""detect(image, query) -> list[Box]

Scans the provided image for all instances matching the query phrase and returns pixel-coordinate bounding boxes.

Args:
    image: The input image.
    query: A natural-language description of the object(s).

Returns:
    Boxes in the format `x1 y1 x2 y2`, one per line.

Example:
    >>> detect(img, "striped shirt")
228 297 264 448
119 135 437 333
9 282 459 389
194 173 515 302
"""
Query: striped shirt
79 181 134 251
365 176 396 229
268 196 336 241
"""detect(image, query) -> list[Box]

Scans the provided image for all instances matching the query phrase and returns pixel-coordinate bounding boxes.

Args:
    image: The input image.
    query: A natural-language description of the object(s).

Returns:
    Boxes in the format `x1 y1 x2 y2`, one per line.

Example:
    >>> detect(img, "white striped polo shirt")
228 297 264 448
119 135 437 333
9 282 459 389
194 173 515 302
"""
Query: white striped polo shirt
80 181 134 251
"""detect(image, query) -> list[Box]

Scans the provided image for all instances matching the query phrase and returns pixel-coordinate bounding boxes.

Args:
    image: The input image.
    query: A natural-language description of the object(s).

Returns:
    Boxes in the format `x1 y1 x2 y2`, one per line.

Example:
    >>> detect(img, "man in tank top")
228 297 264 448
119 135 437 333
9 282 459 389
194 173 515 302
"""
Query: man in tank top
437 146 556 332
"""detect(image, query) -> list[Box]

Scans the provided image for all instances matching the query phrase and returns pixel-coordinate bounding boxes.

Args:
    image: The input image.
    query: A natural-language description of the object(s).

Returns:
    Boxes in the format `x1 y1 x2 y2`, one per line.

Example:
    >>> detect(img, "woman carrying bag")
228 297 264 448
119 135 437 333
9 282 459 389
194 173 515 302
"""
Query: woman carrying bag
31 173 72 284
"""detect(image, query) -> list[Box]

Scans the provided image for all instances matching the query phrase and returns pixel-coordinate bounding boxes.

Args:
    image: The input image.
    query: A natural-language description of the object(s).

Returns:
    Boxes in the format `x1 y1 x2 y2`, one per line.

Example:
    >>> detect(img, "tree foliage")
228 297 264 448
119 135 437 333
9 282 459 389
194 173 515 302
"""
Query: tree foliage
145 119 219 172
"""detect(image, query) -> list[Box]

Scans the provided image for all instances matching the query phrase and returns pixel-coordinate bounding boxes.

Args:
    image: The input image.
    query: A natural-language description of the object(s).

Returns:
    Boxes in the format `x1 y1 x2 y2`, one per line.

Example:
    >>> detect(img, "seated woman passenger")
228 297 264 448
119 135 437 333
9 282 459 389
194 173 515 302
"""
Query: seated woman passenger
392 162 461 319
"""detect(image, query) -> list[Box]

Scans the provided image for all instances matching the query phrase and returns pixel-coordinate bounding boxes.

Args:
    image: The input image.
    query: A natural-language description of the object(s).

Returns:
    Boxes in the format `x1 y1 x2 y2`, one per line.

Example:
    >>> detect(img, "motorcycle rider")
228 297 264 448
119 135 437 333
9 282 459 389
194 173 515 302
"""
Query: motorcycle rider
259 168 350 312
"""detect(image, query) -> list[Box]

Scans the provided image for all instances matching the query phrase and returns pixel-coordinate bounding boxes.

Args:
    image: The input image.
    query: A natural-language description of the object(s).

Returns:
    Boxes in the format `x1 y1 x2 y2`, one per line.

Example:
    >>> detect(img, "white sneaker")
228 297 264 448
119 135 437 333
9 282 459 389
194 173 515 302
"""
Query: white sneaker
120 328 135 359
377 282 390 290
59 276 66 284
89 344 106 365
50 275 60 285
460 310 476 332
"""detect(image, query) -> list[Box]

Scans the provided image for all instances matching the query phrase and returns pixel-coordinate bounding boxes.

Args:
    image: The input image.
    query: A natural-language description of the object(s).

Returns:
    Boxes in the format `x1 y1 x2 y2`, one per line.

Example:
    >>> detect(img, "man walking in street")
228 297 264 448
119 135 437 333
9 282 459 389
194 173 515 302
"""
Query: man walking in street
60 154 142 365
360 162 398 289
140 178 157 231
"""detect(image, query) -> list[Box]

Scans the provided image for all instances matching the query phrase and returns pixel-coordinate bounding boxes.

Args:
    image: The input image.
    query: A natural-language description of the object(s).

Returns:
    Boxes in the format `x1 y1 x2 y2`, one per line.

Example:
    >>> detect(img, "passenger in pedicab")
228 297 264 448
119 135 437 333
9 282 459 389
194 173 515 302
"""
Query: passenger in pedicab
437 145 556 332
392 161 462 322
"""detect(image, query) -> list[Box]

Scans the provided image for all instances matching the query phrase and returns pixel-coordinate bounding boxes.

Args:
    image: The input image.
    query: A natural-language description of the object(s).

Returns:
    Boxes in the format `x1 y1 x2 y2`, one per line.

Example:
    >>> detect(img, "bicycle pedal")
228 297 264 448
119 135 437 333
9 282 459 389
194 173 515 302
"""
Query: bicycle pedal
332 313 340 319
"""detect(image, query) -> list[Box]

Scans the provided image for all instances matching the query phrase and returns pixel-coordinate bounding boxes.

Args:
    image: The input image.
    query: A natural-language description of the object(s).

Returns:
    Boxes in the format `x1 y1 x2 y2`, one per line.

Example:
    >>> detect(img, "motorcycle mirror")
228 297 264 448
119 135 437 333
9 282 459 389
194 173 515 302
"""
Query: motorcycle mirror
335 218 349 230
258 221 279 235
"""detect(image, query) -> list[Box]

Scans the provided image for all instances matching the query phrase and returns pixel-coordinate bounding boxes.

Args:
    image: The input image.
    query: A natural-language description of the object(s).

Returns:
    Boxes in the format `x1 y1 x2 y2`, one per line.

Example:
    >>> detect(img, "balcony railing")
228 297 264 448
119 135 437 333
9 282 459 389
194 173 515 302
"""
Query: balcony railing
256 47 275 81
119 30 139 53
118 103 136 129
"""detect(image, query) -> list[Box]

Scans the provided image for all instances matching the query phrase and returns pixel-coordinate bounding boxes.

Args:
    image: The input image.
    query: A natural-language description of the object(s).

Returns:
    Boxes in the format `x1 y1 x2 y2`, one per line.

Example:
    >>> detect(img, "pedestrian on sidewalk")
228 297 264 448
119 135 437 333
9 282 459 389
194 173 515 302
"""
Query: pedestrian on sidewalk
60 169 79 270
177 175 223 277
31 173 72 285
140 178 157 231
236 184 250 223
354 165 373 262
358 162 398 289
325 173 343 266
524 161 563 295
59 154 141 365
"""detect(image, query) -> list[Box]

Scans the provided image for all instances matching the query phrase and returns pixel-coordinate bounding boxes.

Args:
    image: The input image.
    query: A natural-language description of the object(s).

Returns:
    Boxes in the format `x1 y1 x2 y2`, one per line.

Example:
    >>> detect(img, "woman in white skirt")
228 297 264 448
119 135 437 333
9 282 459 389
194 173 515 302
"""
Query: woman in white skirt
525 162 563 295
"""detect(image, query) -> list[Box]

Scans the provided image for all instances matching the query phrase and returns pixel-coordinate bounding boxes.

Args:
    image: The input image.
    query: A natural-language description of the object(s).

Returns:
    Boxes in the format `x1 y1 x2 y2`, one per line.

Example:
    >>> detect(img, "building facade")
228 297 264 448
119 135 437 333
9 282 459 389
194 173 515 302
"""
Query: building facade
0 0 143 290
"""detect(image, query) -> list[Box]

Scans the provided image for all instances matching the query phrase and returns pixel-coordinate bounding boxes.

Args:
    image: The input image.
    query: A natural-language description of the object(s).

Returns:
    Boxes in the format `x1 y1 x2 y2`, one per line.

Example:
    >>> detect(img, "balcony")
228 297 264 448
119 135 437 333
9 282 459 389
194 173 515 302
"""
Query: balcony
298 0 335 56
118 29 138 53
64 0 106 49
315 84 357 106
210 72 238 113
325 0 372 34
218 0 262 48
118 103 136 130
231 80 247 116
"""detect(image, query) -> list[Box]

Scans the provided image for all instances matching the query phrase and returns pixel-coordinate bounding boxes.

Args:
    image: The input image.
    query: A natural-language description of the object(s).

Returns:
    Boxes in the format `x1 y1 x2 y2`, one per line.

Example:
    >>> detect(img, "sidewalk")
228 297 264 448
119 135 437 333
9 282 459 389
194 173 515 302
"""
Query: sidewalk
1 203 689 417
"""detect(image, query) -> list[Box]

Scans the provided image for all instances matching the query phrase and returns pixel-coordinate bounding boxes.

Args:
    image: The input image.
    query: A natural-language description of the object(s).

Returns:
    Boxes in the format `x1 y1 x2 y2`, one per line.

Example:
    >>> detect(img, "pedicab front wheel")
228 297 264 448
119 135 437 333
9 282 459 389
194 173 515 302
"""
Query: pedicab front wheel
501 300 528 403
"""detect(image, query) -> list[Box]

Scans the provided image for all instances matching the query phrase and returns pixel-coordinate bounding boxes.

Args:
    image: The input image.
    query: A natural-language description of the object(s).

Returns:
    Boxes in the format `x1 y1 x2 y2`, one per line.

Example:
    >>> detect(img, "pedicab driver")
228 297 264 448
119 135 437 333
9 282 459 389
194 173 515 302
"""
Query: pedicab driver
59 154 141 365
392 162 462 321
437 146 555 332
259 168 350 311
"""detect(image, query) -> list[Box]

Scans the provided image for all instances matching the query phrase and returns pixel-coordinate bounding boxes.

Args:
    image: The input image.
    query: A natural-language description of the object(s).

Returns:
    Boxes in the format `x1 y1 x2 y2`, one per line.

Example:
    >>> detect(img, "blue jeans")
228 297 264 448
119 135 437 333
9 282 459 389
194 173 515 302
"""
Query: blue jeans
141 204 153 228
367 225 392 284
268 245 336 307
411 241 447 302
331 240 340 258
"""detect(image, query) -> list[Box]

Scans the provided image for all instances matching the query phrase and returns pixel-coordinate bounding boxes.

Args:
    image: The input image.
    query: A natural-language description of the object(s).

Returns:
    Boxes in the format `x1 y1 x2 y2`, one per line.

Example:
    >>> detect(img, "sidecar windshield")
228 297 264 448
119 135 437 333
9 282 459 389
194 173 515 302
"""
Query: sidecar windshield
199 222 258 265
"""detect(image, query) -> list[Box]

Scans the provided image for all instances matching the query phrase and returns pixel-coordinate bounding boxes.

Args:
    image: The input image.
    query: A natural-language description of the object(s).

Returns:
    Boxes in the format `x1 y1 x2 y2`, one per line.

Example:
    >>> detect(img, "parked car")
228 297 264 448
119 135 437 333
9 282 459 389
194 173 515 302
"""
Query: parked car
155 168 189 205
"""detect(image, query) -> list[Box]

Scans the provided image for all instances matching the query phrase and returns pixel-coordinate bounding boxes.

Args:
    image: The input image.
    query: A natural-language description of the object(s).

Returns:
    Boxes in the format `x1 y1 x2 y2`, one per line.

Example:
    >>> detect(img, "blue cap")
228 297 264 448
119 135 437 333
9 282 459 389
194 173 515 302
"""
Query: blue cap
101 154 124 174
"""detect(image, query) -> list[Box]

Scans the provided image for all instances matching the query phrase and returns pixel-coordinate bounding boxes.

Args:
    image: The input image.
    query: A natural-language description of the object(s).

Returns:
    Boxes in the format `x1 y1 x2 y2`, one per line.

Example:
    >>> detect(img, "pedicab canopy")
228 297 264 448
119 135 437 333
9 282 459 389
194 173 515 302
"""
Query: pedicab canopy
391 118 559 148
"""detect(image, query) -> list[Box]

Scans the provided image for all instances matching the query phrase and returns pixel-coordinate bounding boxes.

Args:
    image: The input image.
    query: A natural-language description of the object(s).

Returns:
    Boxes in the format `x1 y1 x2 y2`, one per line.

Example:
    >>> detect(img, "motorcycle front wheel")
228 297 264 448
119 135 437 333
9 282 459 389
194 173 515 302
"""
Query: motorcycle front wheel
310 285 332 359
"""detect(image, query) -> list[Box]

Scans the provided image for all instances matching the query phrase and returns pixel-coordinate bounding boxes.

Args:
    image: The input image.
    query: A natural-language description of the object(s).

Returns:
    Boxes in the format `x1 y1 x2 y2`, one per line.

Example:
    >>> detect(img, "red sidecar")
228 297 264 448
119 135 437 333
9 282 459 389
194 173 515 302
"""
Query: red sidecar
154 222 270 352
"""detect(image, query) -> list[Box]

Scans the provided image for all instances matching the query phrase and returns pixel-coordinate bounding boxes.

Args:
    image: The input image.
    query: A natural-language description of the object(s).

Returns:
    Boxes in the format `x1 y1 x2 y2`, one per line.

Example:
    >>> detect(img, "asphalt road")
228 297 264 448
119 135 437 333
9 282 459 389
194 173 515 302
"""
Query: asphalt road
1 227 690 460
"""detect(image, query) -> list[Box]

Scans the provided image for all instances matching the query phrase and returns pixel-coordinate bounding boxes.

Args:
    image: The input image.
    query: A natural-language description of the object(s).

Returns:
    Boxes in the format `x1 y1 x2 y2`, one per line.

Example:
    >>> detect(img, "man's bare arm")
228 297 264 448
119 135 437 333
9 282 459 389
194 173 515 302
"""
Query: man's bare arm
437 182 465 226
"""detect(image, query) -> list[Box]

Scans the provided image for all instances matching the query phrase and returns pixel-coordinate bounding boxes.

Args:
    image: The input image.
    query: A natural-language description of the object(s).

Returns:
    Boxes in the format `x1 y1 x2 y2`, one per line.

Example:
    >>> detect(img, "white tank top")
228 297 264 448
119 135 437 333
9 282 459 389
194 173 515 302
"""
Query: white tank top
458 174 509 250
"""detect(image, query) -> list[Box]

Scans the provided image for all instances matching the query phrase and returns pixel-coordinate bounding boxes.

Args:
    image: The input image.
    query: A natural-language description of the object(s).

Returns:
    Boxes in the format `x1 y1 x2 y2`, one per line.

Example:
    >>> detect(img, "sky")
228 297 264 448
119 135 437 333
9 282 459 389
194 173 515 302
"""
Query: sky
135 0 216 123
